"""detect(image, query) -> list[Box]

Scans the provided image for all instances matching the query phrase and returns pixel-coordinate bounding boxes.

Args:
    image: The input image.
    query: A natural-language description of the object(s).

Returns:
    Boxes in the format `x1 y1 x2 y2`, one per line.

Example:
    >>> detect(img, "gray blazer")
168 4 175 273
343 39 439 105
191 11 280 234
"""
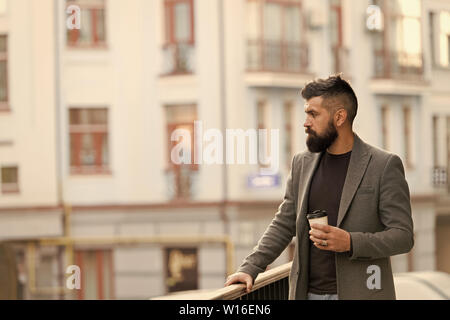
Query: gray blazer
237 133 414 300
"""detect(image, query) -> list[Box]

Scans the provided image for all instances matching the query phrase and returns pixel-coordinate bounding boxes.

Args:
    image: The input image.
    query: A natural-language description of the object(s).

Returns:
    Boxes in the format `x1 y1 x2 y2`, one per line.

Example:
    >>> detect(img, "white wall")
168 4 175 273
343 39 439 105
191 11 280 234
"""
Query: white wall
0 0 59 208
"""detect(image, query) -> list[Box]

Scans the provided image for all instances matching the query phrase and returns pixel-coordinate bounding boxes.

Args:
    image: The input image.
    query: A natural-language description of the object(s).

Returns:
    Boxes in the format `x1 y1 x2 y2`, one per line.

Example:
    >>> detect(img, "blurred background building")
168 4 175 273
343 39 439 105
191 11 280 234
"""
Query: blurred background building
0 0 449 299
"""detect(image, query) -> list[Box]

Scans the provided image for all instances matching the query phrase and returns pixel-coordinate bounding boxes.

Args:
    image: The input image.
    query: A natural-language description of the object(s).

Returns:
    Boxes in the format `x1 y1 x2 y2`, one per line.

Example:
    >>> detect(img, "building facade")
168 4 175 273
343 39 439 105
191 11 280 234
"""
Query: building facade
0 0 449 299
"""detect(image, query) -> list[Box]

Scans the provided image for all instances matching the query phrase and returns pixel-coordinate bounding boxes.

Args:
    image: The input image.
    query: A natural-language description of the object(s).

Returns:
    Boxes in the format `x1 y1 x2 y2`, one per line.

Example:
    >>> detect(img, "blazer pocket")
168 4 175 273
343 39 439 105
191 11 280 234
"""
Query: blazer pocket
357 186 375 195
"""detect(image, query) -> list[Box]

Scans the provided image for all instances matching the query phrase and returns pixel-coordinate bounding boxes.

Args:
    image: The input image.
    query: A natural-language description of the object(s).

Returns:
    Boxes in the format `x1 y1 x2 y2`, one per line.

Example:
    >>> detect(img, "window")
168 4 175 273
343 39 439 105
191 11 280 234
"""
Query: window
163 0 195 75
257 101 270 167
0 35 8 111
69 108 109 174
165 104 197 200
75 250 114 300
165 247 198 293
448 34 450 65
380 105 389 150
373 0 423 78
0 0 7 15
1 166 19 193
247 0 308 73
433 114 450 191
447 116 450 192
430 11 450 68
283 101 294 168
432 115 450 188
330 0 342 48
330 0 349 75
403 106 413 168
66 0 106 48
432 115 439 168
432 115 449 188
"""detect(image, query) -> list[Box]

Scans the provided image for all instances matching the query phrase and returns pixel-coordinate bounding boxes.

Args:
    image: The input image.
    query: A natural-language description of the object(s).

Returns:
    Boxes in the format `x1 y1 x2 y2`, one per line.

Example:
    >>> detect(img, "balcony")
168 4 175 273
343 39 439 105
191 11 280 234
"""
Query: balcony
152 261 450 300
247 40 309 74
245 40 312 88
373 50 424 80
162 43 195 75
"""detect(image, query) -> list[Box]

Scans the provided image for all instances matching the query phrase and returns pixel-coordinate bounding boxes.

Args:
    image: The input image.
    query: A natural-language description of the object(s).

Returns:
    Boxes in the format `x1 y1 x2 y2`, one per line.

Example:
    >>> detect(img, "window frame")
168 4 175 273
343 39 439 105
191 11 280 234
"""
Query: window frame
0 0 7 16
373 0 424 79
447 34 450 66
164 0 195 46
0 34 9 112
283 101 294 169
162 0 196 75
330 0 347 74
69 107 110 175
246 0 308 73
402 106 414 169
75 249 114 300
66 0 107 49
257 100 270 168
1 165 19 194
164 104 198 201
380 105 389 151
166 122 198 172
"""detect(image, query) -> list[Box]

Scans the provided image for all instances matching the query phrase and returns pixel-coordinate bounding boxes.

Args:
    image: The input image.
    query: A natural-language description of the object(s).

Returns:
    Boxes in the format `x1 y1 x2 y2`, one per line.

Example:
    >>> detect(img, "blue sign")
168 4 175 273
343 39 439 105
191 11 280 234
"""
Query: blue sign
247 173 281 189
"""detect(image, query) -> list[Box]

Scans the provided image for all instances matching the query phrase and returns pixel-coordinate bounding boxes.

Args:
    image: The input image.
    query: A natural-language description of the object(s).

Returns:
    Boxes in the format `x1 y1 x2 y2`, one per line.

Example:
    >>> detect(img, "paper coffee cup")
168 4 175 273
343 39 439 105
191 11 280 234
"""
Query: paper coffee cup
307 210 328 229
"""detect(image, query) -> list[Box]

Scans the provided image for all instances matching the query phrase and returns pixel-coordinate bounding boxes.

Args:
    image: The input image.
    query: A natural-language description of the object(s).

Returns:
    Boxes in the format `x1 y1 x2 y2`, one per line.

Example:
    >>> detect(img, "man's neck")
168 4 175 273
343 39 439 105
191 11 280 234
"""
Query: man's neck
327 131 355 155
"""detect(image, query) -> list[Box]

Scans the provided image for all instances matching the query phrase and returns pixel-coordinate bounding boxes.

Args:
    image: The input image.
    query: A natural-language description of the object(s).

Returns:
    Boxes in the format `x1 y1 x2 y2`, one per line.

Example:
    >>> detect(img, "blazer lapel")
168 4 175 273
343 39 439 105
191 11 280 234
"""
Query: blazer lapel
297 152 322 220
336 134 372 227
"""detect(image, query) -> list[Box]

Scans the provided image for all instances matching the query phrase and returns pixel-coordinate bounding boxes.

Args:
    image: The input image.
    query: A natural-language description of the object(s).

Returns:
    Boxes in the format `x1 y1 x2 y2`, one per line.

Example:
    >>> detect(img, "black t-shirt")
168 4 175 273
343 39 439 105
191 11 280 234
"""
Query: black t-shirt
307 150 352 294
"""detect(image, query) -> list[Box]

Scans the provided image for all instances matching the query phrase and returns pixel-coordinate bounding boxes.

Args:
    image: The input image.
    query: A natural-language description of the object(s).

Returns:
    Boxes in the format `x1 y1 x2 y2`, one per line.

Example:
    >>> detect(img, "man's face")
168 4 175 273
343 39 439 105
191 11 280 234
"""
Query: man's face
303 96 338 153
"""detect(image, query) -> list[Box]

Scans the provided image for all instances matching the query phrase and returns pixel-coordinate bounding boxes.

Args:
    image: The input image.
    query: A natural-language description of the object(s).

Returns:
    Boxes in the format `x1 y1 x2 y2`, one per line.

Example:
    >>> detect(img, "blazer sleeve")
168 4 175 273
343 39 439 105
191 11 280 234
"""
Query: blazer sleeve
349 154 414 261
236 155 299 281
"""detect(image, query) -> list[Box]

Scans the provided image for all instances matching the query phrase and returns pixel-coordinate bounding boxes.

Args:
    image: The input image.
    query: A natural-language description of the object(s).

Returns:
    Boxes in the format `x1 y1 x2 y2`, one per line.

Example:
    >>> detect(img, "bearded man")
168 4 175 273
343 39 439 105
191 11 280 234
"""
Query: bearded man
225 75 414 300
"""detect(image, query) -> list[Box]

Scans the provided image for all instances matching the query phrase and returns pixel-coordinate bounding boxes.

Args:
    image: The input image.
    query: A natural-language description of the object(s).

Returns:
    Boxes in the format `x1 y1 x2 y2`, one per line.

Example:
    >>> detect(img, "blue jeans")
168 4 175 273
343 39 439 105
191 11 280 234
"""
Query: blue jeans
307 292 339 300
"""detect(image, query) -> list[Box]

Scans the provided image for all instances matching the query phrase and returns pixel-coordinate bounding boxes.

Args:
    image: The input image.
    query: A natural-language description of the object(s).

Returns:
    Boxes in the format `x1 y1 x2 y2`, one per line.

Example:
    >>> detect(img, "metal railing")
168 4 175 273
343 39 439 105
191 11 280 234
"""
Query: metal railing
433 166 448 188
162 43 195 75
165 166 198 200
152 261 292 300
247 39 309 73
373 50 424 79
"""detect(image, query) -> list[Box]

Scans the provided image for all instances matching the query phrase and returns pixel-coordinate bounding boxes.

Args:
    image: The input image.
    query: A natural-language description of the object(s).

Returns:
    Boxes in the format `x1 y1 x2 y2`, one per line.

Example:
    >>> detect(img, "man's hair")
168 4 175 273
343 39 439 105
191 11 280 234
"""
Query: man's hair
301 74 358 125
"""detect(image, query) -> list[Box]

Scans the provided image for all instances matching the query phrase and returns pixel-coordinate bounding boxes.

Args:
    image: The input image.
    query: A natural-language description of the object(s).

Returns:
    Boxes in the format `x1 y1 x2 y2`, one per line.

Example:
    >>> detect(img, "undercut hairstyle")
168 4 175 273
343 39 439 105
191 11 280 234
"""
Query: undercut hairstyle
301 74 358 125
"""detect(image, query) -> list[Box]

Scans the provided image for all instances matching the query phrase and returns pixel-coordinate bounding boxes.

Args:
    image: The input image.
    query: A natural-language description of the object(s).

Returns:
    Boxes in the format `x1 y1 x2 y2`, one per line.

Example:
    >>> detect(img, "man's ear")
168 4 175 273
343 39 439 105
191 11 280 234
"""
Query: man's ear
335 108 348 127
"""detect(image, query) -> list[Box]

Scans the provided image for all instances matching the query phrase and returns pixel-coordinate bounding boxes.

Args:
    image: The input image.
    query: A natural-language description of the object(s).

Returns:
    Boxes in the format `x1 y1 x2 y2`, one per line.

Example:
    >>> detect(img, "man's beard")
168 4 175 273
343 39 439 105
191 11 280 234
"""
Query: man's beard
306 120 338 153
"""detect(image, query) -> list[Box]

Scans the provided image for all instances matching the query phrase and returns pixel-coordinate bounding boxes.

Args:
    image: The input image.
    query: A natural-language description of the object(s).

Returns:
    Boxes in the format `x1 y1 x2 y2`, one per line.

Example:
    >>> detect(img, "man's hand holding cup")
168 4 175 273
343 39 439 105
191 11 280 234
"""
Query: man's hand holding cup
307 210 351 253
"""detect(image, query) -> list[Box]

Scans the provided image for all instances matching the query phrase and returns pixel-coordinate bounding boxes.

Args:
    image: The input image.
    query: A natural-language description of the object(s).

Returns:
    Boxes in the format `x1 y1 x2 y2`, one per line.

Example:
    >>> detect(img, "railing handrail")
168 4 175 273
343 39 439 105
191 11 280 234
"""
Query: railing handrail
210 261 292 300
151 261 292 300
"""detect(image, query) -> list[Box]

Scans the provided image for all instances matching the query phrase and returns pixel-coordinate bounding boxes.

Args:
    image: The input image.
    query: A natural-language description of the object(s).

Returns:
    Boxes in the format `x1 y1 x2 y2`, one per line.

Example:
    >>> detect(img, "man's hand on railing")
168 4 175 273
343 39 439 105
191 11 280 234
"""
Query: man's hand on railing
224 272 254 293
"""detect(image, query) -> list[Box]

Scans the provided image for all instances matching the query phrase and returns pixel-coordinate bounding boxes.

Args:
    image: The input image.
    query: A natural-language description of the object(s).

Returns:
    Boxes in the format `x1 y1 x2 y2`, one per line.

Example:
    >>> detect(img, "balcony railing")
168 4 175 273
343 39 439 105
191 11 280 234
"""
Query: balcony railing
162 43 195 75
166 166 198 200
152 261 292 300
433 166 448 188
247 40 309 73
373 50 424 79
152 261 450 300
